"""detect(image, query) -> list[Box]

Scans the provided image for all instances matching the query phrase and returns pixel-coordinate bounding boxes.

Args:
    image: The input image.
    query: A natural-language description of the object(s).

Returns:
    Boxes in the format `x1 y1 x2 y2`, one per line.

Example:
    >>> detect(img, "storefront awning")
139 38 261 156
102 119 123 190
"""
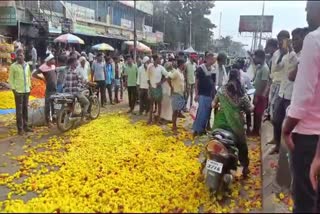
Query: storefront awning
96 34 128 41
74 32 129 41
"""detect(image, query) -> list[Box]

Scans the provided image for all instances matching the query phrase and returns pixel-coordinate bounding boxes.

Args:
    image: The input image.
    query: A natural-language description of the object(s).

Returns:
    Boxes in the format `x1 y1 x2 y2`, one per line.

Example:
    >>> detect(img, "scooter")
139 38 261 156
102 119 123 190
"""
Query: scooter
201 129 239 195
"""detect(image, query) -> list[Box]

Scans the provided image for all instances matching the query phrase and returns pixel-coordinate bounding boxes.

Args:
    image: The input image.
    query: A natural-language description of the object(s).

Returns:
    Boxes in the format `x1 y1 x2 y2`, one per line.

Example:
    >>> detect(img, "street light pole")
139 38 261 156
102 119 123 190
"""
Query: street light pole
219 12 222 39
133 0 137 62
189 10 192 48
258 0 265 49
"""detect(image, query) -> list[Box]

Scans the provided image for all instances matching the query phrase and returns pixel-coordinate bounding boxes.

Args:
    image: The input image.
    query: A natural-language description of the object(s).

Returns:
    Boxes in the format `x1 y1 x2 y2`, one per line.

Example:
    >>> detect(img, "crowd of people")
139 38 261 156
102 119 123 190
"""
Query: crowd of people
6 1 320 213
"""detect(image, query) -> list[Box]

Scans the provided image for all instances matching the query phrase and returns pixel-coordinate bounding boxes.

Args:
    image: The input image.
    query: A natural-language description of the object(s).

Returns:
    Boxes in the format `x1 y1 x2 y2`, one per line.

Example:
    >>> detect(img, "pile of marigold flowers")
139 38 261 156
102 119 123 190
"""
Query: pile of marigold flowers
30 78 45 98
0 114 262 213
0 91 36 109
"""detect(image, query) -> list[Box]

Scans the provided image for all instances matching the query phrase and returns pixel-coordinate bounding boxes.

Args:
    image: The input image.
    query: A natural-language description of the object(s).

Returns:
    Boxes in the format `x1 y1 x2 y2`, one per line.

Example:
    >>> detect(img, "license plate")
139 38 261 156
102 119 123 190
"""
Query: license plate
54 104 62 109
206 159 223 174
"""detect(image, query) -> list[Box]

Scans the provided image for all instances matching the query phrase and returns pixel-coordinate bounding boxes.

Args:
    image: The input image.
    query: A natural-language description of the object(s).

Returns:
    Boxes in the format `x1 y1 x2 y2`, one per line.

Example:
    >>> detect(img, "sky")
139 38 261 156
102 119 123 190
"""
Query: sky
207 1 308 50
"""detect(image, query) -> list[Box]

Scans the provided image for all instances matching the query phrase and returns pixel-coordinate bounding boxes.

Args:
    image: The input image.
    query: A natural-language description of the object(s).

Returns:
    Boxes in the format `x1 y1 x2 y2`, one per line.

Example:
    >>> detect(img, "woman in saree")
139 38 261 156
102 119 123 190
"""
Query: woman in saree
212 69 254 177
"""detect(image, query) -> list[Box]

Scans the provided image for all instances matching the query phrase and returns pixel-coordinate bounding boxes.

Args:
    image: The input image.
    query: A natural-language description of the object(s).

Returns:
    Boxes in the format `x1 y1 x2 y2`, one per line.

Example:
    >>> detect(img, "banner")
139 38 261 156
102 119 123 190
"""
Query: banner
73 23 96 36
239 15 273 33
48 21 62 34
0 7 16 26
155 31 164 43
143 25 152 33
121 18 132 29
65 2 95 22
145 32 157 44
118 1 153 16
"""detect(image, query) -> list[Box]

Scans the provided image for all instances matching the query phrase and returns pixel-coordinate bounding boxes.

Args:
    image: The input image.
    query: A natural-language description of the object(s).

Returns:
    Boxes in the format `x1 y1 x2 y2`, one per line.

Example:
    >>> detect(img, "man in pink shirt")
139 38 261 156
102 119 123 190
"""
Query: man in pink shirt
282 1 320 212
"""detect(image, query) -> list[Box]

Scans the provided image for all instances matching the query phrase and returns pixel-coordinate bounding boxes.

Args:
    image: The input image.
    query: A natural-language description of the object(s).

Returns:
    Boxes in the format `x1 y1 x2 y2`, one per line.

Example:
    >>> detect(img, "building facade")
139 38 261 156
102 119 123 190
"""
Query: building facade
0 0 163 57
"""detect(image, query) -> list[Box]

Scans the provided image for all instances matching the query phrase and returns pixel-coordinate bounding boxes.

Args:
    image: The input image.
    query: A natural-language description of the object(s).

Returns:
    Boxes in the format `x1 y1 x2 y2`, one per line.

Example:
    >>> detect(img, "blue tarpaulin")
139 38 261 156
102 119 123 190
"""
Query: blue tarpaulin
0 109 15 115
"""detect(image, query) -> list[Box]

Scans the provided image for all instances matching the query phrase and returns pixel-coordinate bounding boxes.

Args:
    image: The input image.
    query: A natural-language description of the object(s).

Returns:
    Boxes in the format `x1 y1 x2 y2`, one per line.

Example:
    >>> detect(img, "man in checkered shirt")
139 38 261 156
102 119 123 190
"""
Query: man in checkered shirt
63 57 90 117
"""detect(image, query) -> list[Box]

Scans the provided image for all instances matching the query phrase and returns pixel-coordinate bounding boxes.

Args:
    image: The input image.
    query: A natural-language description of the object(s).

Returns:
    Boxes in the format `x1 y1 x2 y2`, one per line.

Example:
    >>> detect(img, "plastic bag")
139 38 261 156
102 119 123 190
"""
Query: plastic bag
189 104 198 120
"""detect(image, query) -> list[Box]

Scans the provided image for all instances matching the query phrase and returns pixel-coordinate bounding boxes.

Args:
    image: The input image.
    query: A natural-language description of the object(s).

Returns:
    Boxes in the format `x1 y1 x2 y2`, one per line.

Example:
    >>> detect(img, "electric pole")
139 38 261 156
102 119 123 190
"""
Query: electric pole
189 10 192 48
258 0 265 49
219 12 222 39
133 0 137 62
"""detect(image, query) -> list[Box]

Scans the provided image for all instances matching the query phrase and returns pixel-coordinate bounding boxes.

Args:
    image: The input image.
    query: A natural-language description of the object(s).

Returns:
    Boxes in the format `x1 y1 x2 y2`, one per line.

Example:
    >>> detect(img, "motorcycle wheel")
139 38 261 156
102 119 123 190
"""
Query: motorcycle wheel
89 96 100 119
57 106 74 132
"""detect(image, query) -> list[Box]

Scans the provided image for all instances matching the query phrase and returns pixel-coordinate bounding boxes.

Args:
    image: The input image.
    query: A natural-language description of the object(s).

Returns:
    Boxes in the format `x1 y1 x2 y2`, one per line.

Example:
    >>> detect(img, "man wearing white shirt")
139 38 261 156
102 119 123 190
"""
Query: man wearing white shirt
137 56 150 115
147 54 168 124
77 57 89 81
88 52 95 66
267 30 290 123
270 28 308 155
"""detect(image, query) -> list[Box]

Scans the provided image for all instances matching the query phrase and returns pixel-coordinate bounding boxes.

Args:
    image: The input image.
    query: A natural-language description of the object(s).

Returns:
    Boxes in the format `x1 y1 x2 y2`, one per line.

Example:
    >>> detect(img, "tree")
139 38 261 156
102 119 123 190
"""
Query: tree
213 36 247 57
152 0 216 51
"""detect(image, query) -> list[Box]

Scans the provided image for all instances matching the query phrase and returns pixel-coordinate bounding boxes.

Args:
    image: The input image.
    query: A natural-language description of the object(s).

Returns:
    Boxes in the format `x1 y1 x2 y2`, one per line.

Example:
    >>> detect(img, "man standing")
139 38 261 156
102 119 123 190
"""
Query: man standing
137 56 150 115
268 30 290 127
192 53 216 137
265 38 279 71
113 56 122 104
252 50 270 136
147 54 168 124
185 55 197 110
216 52 228 88
88 51 95 67
119 56 125 101
167 59 186 134
9 48 33 135
282 1 320 212
32 53 56 127
270 28 308 155
105 56 114 105
31 42 37 71
91 53 106 107
77 56 89 81
123 55 138 113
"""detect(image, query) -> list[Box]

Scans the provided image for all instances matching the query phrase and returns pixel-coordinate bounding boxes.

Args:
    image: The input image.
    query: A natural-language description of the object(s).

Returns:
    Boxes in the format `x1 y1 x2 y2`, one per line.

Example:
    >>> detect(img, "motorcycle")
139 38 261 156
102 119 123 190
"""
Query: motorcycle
201 129 239 195
49 82 100 132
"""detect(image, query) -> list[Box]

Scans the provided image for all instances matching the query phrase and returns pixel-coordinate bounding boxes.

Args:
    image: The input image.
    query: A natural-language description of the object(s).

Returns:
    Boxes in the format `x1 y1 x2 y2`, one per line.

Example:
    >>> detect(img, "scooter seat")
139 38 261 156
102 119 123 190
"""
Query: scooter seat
212 128 237 146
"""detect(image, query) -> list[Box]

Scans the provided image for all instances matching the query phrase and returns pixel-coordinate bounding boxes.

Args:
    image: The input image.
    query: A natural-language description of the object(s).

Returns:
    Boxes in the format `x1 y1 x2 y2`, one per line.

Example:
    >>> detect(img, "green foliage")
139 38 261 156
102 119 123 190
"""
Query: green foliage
153 0 216 51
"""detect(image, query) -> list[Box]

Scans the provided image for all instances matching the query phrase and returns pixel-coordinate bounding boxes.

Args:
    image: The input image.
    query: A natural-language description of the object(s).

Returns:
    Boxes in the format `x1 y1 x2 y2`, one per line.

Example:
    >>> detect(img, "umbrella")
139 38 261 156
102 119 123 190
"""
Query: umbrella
54 33 85 44
183 47 196 53
92 43 114 51
124 41 151 53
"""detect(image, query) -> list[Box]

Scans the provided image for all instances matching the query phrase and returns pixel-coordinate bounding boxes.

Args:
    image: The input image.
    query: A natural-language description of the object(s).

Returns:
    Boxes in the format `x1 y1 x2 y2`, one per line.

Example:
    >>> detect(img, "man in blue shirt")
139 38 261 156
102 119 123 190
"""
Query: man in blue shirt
105 56 114 105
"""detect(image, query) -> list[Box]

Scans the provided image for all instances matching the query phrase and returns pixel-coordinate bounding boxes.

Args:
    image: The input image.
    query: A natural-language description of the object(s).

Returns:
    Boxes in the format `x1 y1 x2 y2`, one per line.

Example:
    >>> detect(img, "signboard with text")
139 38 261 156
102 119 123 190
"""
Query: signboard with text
121 18 132 29
48 21 62 34
145 32 157 44
73 23 96 36
118 1 153 16
143 25 152 33
65 2 95 22
155 31 164 43
239 15 273 33
0 7 16 26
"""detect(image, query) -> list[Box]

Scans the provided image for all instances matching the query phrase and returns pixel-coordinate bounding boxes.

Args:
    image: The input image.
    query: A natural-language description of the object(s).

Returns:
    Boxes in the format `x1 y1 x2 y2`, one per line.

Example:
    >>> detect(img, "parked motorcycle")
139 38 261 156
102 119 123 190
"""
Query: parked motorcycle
201 128 239 195
49 82 100 132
